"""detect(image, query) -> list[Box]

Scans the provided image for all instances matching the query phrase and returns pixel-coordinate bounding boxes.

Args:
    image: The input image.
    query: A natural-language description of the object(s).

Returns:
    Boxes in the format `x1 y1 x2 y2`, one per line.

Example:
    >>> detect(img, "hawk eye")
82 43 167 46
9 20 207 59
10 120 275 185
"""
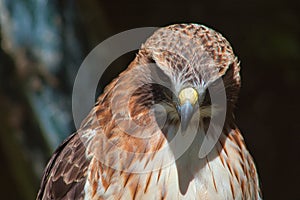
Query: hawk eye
151 84 173 103
201 90 211 106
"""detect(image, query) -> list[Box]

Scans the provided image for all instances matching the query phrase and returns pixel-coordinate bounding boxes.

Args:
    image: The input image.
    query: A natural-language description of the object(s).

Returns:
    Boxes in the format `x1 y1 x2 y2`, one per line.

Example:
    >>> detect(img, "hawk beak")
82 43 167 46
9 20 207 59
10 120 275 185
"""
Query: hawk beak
178 87 198 133
180 101 194 132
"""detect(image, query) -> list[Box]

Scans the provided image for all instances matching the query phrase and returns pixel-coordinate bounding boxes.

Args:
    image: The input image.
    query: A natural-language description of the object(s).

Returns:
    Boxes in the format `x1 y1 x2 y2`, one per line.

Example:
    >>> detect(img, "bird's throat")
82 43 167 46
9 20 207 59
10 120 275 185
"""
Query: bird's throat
174 127 206 195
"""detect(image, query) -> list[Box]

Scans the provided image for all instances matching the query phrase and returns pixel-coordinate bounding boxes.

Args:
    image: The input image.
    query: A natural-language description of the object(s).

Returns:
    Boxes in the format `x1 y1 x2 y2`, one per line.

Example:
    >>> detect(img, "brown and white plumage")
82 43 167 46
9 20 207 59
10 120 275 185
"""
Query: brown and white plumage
37 24 262 200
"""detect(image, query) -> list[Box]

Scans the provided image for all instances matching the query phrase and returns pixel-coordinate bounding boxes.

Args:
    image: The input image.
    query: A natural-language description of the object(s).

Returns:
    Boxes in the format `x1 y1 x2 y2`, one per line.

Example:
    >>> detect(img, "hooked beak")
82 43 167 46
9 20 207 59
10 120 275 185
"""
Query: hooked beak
178 87 198 133
180 101 194 132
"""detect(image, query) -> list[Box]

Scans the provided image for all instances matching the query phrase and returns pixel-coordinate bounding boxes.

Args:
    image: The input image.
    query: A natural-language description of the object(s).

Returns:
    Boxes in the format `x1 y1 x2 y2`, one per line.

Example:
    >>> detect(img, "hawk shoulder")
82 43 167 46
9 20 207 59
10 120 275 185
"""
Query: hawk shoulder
37 133 90 200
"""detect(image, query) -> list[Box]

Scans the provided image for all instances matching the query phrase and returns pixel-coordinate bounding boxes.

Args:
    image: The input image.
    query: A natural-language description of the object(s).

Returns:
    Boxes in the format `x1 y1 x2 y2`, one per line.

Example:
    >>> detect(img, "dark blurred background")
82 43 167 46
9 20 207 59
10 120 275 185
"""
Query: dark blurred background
0 0 299 199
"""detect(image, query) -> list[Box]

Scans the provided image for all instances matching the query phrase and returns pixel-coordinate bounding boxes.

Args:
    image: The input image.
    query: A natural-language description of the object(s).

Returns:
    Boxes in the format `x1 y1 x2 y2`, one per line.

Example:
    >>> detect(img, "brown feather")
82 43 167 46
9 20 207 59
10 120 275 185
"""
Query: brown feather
37 23 262 200
37 134 89 200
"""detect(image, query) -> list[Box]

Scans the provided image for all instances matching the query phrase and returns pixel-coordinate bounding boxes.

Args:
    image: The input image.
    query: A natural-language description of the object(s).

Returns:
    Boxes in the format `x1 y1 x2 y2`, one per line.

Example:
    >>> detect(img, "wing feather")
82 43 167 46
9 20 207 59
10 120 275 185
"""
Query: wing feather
36 133 90 200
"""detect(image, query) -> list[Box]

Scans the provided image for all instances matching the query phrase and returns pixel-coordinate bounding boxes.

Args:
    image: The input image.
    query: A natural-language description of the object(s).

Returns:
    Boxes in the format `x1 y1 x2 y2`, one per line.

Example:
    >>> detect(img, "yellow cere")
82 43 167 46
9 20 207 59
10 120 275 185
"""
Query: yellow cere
178 87 198 105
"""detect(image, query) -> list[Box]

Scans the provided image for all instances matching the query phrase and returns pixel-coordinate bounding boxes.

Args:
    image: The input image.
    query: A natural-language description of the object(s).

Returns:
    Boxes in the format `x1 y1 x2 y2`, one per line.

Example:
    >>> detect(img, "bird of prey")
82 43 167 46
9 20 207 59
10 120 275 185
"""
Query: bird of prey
37 23 262 199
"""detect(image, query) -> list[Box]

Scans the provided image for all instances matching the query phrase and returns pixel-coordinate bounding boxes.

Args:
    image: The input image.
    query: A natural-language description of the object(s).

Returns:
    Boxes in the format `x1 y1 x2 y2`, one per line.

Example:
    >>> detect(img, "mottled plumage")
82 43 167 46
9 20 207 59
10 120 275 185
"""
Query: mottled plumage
37 24 262 200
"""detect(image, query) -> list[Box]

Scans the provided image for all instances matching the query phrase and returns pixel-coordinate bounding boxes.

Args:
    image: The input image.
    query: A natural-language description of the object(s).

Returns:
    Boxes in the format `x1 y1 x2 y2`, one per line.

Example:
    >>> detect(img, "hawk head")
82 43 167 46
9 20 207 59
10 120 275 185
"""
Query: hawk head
124 24 241 136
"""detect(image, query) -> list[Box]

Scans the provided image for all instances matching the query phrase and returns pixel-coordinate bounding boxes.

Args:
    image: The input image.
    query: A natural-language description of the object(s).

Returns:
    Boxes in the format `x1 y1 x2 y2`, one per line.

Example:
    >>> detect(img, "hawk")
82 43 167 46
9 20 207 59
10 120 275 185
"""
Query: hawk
37 24 262 199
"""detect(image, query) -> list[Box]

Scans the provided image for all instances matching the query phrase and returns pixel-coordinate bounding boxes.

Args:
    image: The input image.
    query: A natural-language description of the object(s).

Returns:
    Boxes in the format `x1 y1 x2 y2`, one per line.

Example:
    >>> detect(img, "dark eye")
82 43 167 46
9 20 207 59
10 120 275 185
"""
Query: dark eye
201 90 211 106
153 84 174 104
